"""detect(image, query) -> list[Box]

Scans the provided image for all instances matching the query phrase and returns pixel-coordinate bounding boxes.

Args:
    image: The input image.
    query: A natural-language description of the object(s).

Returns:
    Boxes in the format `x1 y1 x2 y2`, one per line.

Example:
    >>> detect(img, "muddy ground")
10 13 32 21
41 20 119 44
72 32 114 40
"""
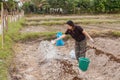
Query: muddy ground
10 38 120 80
10 15 120 80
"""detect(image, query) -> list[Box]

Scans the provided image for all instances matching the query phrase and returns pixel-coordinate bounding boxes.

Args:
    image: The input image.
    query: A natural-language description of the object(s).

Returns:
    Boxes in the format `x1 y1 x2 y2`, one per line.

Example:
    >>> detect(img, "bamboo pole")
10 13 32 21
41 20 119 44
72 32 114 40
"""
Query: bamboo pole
1 3 4 48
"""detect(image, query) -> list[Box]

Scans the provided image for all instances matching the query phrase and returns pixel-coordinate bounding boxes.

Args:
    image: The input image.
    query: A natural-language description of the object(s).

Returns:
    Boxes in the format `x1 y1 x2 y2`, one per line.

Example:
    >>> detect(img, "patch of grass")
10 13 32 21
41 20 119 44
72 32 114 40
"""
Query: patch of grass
0 19 24 80
87 30 120 38
41 21 65 26
0 62 8 80
25 18 86 22
24 19 120 26
18 32 57 42
25 14 120 21
110 31 120 37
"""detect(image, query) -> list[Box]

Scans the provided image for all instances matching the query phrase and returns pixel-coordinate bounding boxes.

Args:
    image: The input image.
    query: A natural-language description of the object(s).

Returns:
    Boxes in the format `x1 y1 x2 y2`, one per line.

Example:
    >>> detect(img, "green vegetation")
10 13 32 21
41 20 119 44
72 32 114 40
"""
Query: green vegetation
0 0 20 11
18 32 56 42
26 18 85 22
24 19 120 26
23 0 120 14
25 17 105 22
0 19 24 80
25 16 120 22
110 31 120 37
0 62 8 80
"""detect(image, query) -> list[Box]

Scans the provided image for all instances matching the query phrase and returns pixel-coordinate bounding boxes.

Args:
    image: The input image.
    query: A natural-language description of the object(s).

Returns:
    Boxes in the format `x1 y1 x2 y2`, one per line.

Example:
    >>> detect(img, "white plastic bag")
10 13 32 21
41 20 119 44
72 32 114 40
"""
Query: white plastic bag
69 50 76 59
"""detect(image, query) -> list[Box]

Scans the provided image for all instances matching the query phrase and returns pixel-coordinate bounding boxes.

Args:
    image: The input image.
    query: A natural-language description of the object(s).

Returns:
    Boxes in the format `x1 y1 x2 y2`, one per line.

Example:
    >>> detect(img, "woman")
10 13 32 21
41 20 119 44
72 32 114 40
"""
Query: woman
52 20 94 61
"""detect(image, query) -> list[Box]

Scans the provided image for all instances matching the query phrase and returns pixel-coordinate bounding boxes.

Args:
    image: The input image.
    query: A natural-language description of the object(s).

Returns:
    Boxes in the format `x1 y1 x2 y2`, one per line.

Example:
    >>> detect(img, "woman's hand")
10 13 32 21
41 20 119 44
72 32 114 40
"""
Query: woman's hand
51 34 66 44
82 30 94 43
90 38 94 43
51 40 56 44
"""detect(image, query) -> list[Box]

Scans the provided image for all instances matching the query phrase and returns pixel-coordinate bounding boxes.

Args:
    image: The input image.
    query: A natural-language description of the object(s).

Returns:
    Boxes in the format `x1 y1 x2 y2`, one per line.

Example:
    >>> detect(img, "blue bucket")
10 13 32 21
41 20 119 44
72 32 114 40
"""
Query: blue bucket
56 32 64 46
78 57 90 72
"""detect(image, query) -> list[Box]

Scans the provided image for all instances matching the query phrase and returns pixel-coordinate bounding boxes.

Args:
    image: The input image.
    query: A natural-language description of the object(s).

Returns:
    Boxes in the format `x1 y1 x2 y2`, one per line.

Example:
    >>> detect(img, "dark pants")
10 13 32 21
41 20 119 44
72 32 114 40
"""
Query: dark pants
75 39 87 61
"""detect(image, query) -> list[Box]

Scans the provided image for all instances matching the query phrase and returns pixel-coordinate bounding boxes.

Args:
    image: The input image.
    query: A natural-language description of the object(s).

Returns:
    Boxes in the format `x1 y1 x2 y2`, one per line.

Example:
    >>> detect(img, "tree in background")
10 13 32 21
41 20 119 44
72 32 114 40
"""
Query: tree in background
0 0 20 15
77 0 91 13
94 0 106 13
22 0 120 14
105 0 120 13
22 0 48 14
46 0 79 14
22 1 31 13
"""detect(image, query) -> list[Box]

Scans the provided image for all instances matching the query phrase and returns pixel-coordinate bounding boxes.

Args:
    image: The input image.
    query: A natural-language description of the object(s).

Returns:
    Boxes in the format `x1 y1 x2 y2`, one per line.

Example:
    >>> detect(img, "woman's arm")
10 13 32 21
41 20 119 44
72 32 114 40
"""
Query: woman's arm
82 30 94 42
51 34 67 44
55 34 66 41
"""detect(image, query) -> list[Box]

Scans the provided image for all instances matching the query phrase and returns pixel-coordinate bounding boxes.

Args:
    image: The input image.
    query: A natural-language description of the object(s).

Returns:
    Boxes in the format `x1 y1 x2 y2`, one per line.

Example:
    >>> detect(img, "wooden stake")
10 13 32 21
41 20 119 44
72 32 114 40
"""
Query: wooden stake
1 3 4 48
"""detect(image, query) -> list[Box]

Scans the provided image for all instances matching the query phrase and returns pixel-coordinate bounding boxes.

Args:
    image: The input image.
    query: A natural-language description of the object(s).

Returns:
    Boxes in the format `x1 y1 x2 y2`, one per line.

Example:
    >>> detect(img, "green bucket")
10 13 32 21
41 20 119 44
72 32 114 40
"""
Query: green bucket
78 57 90 72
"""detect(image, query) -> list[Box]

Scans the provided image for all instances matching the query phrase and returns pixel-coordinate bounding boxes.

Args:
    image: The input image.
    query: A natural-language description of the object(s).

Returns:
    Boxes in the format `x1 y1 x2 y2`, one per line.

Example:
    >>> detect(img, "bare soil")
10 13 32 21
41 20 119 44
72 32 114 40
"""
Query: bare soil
10 38 120 80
